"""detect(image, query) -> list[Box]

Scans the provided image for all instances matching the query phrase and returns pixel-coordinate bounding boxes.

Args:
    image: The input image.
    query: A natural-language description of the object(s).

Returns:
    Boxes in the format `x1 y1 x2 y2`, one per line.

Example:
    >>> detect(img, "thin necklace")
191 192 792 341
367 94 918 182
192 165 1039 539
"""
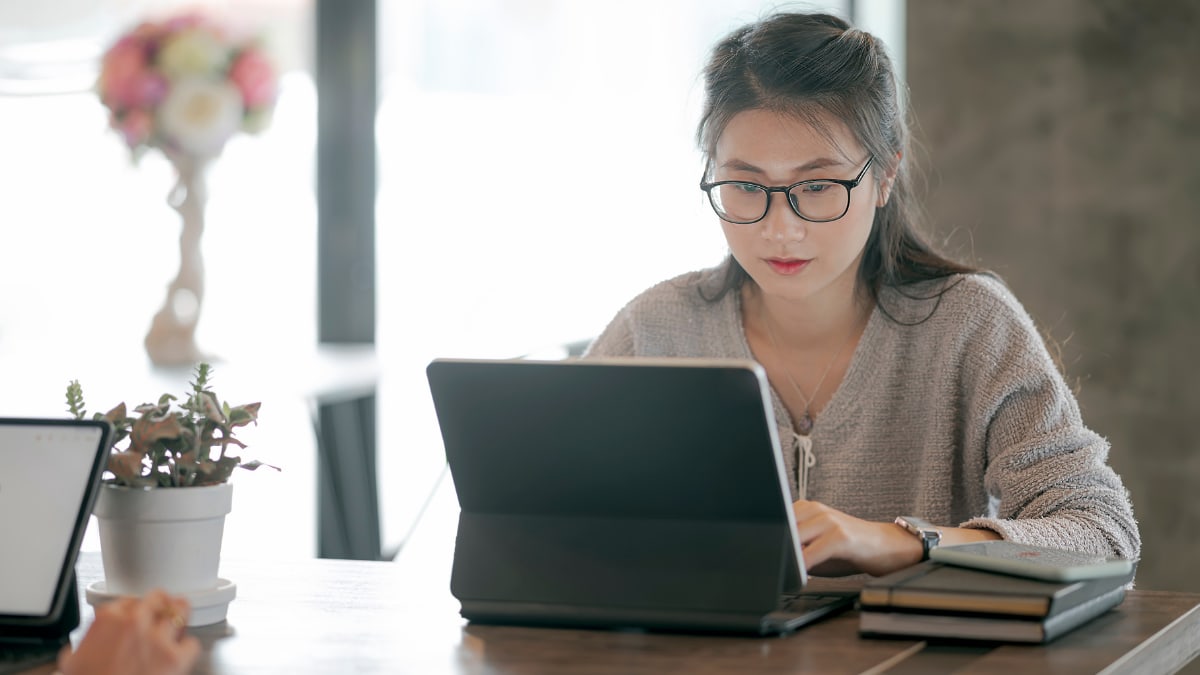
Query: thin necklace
758 300 860 436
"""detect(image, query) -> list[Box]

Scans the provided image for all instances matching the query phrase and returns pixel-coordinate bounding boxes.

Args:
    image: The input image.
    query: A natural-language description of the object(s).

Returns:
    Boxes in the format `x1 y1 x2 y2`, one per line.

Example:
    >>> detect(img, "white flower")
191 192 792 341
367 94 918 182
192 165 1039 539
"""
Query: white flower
158 28 230 79
158 78 245 158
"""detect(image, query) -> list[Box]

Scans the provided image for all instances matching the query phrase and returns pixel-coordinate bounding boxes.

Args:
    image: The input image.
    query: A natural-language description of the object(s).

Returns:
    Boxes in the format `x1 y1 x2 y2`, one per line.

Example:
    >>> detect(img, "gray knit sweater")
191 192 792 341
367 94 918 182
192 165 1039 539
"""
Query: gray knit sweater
584 263 1140 560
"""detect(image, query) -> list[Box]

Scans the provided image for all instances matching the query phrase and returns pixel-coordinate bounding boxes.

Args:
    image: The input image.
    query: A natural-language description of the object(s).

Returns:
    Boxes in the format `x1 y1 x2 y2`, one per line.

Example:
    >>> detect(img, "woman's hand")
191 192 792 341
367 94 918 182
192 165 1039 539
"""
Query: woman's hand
58 589 201 675
793 500 924 577
793 501 1002 576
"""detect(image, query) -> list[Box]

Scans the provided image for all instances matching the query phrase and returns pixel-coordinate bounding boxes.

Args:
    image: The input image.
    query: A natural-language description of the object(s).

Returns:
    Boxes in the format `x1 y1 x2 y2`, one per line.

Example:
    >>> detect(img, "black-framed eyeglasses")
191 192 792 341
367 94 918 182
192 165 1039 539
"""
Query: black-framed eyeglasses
699 157 874 224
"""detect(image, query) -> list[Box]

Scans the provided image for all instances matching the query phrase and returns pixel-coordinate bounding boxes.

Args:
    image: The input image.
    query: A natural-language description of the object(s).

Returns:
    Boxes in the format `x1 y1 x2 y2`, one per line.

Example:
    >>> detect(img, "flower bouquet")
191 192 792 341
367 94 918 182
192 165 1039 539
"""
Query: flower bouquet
98 13 278 160
96 13 279 366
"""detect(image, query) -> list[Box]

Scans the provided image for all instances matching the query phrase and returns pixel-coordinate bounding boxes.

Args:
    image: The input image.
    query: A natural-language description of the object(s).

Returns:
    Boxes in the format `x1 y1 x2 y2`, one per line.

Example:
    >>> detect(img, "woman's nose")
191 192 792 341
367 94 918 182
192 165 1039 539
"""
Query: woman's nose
759 192 807 242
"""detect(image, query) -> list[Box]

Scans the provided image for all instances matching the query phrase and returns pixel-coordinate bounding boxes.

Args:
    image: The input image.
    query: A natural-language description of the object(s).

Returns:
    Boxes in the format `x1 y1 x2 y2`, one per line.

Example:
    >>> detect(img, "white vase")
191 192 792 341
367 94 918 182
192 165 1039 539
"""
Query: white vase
93 482 232 595
143 155 209 367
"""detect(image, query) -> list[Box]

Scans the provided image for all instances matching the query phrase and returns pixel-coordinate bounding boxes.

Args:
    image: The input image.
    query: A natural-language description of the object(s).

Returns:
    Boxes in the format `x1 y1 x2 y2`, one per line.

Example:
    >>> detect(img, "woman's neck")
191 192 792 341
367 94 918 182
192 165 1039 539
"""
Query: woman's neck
746 280 871 351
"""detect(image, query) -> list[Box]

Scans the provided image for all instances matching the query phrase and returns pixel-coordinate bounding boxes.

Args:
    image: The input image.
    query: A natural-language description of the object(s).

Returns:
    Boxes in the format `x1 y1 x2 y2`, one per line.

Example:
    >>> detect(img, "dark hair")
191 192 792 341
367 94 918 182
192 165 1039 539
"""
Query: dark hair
696 12 978 319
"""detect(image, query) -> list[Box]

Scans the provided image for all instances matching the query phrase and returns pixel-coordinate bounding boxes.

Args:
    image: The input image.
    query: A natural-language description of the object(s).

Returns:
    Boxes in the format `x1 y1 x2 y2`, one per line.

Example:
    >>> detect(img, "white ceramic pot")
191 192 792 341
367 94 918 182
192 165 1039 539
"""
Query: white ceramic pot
93 482 233 595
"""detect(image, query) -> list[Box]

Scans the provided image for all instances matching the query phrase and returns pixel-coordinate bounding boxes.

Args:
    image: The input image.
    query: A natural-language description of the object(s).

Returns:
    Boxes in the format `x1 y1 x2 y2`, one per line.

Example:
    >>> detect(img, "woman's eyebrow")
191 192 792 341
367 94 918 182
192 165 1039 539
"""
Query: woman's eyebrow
719 157 847 176
794 157 846 172
719 159 765 174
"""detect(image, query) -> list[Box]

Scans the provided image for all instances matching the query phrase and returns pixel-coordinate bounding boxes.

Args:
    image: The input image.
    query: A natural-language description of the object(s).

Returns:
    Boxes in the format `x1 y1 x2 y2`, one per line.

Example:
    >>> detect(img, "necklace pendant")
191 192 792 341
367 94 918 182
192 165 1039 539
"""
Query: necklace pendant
796 412 814 436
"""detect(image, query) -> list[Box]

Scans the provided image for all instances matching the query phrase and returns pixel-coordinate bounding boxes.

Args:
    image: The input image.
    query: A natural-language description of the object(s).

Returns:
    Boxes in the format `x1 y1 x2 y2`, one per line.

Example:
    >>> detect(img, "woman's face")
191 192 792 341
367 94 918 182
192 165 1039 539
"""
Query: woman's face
711 109 882 306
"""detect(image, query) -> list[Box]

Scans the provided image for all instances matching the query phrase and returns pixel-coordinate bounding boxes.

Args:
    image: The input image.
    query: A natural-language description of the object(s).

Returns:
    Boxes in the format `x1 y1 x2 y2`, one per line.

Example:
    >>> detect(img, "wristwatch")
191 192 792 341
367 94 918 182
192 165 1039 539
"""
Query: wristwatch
894 516 942 561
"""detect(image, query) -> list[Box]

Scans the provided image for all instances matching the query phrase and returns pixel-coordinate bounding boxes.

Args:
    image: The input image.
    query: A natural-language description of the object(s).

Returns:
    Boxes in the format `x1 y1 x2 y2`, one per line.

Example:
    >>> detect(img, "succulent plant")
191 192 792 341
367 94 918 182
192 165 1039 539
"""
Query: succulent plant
66 362 278 487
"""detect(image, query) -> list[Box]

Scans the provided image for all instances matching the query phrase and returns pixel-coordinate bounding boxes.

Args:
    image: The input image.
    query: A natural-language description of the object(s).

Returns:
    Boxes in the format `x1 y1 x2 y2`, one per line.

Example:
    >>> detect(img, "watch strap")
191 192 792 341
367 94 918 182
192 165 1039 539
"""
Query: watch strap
894 515 942 560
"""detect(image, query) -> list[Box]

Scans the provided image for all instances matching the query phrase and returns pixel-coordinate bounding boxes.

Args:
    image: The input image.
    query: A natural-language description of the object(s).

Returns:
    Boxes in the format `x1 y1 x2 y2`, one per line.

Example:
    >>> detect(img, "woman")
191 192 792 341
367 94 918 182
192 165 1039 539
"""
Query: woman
584 12 1139 578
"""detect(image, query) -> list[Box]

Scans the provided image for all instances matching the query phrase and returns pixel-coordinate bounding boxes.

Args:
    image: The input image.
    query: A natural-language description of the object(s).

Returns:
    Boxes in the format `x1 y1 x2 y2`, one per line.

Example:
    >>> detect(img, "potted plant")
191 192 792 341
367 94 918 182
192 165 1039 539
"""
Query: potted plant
65 362 277 625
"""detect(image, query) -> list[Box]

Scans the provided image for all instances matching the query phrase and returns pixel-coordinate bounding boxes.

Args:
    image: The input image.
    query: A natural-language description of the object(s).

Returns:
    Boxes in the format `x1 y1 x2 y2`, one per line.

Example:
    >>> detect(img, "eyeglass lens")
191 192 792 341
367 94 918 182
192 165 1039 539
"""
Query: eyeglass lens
709 182 849 223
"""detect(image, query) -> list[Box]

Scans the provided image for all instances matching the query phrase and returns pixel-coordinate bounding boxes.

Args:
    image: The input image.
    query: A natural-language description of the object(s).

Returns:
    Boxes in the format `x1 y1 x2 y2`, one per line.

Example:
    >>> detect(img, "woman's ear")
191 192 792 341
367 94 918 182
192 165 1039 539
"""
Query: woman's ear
877 151 901 207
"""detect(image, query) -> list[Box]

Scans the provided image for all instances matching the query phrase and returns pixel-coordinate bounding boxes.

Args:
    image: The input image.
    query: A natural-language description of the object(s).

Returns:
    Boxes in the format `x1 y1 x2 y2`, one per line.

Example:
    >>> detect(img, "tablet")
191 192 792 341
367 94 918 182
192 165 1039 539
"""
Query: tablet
0 418 110 630
930 541 1135 582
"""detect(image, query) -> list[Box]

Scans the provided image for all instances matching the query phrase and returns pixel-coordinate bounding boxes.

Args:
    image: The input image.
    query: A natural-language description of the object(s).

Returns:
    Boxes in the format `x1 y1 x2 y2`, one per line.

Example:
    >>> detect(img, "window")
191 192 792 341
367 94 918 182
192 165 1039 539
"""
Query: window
374 0 852 551
0 0 318 558
1 0 904 557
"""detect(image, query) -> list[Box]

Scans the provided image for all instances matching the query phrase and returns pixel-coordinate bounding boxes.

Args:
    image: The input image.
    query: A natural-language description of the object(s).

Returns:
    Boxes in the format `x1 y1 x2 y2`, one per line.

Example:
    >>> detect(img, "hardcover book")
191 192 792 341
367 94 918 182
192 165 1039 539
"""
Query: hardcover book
858 561 1134 643
859 585 1127 643
860 560 1133 617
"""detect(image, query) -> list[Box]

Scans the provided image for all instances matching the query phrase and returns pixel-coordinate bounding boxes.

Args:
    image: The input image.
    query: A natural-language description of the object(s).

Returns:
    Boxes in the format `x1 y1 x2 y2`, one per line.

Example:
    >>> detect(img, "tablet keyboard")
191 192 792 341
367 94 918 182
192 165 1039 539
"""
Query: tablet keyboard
780 592 857 613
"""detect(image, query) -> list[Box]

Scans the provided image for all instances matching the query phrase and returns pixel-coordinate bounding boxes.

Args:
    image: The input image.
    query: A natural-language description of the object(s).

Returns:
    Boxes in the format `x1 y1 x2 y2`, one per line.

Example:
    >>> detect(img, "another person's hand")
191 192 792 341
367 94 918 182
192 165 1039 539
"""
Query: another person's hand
58 589 201 675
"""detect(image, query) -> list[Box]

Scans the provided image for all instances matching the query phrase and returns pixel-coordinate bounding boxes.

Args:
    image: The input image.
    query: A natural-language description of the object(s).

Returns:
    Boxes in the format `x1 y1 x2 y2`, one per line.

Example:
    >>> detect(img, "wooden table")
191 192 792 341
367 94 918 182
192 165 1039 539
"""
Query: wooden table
36 544 1200 674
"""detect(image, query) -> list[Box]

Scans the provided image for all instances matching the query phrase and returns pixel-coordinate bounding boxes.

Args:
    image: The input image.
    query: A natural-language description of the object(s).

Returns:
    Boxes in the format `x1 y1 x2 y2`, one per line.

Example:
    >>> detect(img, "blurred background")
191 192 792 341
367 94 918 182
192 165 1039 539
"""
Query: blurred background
0 0 1195 597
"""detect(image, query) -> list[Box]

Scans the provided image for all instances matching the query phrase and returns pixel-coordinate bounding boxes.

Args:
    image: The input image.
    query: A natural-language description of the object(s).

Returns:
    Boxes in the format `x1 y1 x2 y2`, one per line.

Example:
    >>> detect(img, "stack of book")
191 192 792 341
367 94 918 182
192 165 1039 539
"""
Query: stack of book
858 560 1134 643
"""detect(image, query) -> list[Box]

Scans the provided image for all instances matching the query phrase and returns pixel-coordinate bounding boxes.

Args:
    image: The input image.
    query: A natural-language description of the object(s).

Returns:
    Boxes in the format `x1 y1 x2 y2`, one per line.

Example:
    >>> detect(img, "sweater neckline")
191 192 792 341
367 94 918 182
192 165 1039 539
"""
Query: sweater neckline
730 288 880 438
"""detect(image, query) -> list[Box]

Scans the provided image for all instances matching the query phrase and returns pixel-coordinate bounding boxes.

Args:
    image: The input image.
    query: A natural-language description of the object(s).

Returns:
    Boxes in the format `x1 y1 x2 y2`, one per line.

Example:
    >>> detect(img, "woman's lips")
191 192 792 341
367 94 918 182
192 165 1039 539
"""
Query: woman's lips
765 258 811 275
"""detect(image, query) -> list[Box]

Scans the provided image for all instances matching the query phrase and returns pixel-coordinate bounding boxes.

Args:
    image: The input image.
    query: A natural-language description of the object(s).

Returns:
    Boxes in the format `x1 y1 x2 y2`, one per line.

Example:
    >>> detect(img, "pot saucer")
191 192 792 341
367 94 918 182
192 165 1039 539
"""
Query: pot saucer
85 578 237 626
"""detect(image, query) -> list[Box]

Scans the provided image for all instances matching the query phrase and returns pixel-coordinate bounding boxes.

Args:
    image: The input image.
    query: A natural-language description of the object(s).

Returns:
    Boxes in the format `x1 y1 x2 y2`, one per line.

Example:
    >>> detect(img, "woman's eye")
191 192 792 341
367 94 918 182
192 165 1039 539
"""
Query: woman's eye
799 182 832 195
735 183 761 194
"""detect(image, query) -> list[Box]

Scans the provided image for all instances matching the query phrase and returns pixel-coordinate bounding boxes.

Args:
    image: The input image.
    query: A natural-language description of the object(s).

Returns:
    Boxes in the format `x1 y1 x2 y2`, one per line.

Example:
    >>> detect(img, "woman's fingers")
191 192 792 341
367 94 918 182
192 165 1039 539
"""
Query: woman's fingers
58 590 201 675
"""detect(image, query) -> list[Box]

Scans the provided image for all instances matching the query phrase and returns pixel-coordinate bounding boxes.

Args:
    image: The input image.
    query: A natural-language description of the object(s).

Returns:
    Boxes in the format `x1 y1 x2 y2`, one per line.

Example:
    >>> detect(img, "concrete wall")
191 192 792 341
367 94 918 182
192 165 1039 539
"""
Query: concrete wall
907 0 1200 592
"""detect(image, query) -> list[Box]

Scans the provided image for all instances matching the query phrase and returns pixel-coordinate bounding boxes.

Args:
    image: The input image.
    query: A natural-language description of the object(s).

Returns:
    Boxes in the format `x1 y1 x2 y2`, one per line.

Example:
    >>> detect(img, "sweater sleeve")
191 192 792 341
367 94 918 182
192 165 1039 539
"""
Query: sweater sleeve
957 281 1141 560
582 306 636 358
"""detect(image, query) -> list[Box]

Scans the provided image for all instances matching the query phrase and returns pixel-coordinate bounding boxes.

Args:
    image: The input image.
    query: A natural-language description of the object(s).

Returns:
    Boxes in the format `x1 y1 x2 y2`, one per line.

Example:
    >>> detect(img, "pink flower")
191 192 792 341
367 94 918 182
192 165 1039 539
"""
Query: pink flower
98 36 169 109
99 37 149 107
229 48 277 109
130 21 166 41
116 108 154 148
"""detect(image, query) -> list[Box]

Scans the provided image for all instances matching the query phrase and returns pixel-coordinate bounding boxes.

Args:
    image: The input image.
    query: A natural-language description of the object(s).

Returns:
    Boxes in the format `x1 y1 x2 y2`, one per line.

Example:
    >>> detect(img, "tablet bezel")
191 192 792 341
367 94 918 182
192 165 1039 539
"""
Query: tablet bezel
0 417 111 633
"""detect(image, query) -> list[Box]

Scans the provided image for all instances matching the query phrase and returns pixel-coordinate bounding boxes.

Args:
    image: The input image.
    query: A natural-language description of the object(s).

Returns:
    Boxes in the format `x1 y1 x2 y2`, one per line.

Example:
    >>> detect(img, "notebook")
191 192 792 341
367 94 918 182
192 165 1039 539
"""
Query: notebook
0 418 111 674
425 357 856 635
